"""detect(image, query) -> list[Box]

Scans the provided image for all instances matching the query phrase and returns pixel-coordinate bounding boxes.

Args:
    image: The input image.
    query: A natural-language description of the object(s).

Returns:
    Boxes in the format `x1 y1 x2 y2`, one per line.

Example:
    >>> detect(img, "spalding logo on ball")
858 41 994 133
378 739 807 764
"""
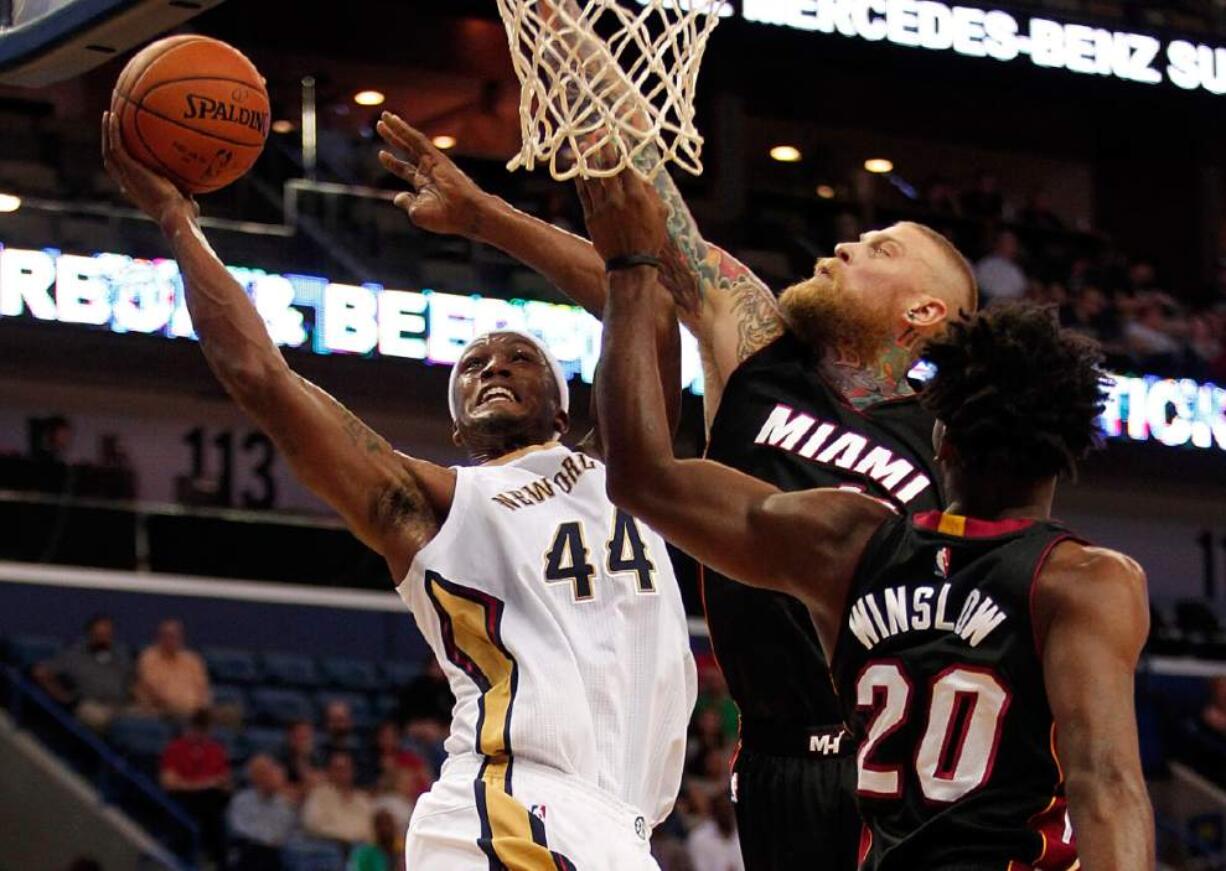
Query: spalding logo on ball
111 36 270 194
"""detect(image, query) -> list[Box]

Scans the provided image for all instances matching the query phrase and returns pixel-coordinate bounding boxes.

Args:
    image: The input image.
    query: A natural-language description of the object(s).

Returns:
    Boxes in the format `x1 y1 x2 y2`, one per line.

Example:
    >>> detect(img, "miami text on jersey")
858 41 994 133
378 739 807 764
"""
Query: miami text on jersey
847 585 1008 652
753 404 932 503
490 452 598 511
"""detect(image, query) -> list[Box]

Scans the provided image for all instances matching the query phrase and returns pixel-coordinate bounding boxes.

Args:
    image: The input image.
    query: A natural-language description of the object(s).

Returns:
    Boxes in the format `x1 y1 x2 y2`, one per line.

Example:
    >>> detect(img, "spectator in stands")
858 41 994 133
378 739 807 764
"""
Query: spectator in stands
161 708 232 865
33 614 134 732
373 758 430 834
1203 677 1226 736
961 172 1005 220
323 701 365 780
975 229 1028 304
923 175 960 215
1125 296 1185 371
370 720 427 790
346 809 404 871
396 658 453 770
693 655 737 745
1018 188 1064 231
685 707 727 778
281 719 324 801
302 751 374 846
135 618 210 720
29 414 73 463
227 754 297 870
687 795 744 871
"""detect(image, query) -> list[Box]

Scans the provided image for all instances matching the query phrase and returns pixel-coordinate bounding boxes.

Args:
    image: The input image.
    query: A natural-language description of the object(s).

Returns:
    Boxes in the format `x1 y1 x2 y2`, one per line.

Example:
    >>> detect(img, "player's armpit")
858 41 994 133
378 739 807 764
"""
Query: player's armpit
236 371 455 581
1034 544 1154 871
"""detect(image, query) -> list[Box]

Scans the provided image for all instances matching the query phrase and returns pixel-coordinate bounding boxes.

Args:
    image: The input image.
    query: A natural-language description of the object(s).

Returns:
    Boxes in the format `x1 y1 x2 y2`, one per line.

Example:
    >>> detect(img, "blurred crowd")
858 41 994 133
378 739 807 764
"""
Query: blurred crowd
28 615 753 870
970 225 1226 382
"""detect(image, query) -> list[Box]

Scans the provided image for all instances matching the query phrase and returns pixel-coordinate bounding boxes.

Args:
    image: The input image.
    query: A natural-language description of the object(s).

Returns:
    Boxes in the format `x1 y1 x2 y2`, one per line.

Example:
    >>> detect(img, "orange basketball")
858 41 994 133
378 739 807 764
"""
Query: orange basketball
111 36 269 194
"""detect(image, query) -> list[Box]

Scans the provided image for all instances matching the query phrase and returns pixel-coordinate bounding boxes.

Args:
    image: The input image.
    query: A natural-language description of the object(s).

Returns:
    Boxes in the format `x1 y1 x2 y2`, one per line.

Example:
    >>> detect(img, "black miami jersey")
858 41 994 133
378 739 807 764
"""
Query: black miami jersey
831 510 1082 871
706 331 944 728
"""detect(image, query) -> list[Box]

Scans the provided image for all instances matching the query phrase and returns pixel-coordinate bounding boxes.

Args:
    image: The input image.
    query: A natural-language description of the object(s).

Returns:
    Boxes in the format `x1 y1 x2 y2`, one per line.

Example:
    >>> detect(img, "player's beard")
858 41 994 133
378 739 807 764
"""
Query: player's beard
779 276 893 368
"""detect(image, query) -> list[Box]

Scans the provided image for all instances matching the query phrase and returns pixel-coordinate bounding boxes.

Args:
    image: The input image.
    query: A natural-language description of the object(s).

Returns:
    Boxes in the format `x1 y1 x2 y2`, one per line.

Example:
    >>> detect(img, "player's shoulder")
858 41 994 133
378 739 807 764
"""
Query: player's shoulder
1035 540 1148 612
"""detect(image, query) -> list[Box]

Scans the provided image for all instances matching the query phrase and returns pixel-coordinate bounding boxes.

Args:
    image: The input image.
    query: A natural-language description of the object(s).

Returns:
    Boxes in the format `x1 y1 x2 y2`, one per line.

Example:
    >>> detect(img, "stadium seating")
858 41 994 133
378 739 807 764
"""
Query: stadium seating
248 688 315 726
201 648 263 685
108 715 174 776
379 660 420 688
262 653 322 688
318 656 381 692
211 684 248 720
243 726 287 759
4 635 61 669
281 838 347 871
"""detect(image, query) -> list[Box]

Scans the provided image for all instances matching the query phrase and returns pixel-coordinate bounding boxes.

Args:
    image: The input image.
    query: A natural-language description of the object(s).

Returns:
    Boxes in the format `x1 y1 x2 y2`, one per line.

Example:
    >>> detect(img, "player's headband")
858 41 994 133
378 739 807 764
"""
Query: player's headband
447 330 571 423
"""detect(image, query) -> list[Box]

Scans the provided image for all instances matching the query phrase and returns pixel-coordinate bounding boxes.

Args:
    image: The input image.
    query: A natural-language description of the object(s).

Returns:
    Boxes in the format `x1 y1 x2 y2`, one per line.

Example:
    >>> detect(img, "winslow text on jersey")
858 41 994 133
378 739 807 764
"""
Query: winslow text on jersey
847 584 1009 652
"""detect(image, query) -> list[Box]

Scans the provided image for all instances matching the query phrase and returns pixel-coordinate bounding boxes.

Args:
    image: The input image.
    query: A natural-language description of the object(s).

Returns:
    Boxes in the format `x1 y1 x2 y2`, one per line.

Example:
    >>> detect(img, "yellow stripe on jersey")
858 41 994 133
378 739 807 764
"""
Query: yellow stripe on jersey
476 759 571 870
426 574 516 758
423 572 575 869
938 513 968 537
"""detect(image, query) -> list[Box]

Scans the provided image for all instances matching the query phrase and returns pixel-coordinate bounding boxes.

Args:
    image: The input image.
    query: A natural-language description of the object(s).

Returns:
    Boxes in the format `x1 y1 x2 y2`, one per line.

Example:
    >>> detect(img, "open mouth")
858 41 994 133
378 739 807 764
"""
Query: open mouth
476 384 519 407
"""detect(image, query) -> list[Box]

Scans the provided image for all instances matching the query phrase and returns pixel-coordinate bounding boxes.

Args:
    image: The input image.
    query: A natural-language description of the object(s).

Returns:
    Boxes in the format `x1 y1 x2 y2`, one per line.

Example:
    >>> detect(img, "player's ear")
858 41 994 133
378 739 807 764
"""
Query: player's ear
905 296 948 331
554 408 571 439
451 423 465 448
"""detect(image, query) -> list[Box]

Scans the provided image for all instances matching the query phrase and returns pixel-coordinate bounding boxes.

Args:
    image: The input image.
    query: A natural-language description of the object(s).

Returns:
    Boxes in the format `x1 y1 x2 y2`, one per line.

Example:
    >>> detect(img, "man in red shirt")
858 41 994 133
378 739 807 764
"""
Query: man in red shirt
160 708 231 864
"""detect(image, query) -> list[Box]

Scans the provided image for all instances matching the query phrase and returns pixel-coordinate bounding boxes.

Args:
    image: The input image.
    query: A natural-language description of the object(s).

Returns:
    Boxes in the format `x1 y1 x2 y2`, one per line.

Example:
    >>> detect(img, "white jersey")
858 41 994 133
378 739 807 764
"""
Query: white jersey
397 444 696 825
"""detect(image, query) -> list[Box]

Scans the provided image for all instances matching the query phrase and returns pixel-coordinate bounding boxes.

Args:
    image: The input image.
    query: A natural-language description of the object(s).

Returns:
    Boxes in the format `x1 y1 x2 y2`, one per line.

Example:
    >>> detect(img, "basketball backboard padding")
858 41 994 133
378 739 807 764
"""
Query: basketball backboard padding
0 0 227 88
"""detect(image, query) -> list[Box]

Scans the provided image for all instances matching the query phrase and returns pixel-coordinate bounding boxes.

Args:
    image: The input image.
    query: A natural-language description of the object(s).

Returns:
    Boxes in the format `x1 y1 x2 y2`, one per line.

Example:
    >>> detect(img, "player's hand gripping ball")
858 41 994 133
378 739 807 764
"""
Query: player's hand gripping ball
110 36 269 194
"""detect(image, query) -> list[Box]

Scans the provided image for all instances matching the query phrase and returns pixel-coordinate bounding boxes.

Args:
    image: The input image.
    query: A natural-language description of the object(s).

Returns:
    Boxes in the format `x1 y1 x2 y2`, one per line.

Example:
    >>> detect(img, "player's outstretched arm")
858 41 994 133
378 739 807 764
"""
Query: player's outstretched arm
102 113 452 580
1035 544 1154 871
585 171 886 618
377 113 608 317
377 112 782 426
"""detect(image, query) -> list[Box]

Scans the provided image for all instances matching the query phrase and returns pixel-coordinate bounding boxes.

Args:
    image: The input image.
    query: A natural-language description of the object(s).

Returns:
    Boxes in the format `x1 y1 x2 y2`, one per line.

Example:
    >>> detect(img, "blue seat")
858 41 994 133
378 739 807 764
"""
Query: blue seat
5 635 61 669
244 726 286 759
281 837 345 871
373 693 400 721
249 688 315 726
315 691 374 730
379 660 420 688
202 648 262 685
109 715 174 759
212 684 248 717
213 726 246 764
263 653 321 688
319 656 381 692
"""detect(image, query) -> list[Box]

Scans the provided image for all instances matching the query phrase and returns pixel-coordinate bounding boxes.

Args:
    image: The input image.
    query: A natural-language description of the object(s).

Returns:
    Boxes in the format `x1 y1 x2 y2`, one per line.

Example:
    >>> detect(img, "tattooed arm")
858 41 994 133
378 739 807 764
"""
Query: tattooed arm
104 113 453 581
643 161 784 424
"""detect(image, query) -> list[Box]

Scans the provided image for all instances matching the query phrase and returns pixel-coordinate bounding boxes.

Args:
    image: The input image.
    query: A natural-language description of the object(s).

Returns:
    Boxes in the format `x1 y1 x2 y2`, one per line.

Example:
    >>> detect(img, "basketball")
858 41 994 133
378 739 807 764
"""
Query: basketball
111 36 269 194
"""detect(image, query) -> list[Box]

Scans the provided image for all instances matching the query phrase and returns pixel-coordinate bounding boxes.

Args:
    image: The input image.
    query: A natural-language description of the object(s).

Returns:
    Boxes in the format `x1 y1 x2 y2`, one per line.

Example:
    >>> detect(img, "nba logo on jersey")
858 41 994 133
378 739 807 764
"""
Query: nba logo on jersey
935 546 952 578
529 804 547 822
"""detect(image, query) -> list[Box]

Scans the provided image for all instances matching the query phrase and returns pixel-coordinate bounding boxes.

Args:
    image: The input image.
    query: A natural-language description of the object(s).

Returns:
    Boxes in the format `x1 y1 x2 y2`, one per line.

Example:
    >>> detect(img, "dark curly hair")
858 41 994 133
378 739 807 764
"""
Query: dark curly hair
920 303 1107 480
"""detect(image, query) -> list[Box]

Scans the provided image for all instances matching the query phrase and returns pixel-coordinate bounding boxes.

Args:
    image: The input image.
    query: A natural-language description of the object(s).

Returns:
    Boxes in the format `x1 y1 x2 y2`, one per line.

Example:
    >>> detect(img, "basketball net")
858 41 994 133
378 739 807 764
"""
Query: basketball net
495 0 722 181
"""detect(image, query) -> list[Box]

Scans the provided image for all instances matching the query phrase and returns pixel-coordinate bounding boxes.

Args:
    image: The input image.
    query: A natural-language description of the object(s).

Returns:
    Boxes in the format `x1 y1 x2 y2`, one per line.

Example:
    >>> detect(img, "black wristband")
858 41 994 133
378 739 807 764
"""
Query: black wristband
605 254 662 272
